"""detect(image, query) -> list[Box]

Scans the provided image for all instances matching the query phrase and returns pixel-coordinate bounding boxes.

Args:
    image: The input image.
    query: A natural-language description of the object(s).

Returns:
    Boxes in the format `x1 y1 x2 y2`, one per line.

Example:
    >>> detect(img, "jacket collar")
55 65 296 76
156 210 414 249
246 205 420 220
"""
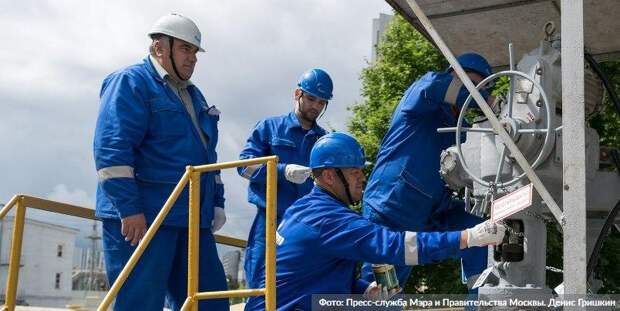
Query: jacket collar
312 185 348 207
285 111 325 136
144 55 193 87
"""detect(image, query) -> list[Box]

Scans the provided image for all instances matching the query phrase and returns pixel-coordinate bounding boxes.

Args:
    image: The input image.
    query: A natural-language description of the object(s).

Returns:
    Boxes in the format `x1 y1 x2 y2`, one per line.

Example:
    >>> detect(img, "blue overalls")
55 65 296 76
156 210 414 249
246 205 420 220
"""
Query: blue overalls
245 186 464 311
361 71 488 287
94 56 228 310
237 112 326 288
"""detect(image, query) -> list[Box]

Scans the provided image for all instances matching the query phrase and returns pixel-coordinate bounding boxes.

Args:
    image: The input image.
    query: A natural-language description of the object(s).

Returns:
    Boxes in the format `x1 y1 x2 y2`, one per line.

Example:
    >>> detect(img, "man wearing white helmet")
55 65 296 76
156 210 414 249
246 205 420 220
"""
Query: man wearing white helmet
94 14 228 310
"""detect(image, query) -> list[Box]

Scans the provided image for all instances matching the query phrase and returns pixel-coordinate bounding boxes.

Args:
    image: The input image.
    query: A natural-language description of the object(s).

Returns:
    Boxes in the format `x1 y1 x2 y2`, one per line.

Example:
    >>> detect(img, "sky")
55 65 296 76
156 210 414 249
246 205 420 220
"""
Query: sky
0 1 393 245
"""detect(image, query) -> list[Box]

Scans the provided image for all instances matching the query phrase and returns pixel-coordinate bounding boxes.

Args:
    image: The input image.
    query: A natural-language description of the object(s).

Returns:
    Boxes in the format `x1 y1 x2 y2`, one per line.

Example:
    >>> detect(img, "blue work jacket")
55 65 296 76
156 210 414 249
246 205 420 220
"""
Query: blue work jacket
245 186 462 311
94 56 224 228
363 71 478 230
237 112 326 216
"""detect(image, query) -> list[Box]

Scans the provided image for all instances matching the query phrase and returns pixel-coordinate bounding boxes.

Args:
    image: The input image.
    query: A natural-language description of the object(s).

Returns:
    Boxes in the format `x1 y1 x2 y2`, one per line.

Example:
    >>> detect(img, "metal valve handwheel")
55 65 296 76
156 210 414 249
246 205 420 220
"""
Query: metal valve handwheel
438 70 554 188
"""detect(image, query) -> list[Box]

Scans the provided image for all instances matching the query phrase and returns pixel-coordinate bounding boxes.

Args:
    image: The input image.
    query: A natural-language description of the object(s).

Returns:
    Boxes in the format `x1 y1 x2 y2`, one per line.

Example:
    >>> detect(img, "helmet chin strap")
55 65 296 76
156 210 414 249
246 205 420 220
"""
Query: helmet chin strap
335 168 355 206
318 102 329 119
168 36 188 81
296 92 328 123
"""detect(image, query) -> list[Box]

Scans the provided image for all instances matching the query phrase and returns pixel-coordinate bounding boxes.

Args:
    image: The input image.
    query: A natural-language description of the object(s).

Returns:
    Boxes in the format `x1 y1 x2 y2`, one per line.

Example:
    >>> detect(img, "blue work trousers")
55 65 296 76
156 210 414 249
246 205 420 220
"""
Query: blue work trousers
102 220 229 311
243 210 270 289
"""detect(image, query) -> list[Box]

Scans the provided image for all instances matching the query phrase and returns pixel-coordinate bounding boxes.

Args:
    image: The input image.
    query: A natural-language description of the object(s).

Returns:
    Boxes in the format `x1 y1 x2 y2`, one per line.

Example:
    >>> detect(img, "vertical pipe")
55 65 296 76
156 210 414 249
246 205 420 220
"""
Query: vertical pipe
188 169 200 311
561 0 587 299
508 43 515 117
264 159 277 311
4 198 26 311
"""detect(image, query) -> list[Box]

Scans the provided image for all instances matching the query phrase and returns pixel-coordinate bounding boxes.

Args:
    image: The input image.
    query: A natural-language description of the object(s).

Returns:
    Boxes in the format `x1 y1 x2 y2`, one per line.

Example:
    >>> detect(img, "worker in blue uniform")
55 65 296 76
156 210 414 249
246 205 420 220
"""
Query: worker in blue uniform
94 13 228 311
237 69 332 288
244 132 506 311
361 52 495 289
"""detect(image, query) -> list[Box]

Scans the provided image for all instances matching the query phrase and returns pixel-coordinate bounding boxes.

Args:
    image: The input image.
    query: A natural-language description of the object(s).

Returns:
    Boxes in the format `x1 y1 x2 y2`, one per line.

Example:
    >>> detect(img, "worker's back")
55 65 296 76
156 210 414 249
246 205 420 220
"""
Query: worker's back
362 71 458 230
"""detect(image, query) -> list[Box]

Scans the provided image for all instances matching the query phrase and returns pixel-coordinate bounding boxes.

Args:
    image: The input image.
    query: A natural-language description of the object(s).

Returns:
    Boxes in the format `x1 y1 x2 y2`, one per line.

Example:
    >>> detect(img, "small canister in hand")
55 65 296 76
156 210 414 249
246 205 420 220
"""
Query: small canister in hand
372 264 400 291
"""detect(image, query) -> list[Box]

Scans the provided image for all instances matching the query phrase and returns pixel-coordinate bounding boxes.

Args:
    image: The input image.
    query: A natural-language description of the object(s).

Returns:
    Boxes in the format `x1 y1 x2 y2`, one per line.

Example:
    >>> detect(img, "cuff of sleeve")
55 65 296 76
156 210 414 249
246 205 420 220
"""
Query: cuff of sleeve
404 231 419 265
417 231 462 265
100 178 142 219
117 206 143 219
437 231 463 261
446 231 462 251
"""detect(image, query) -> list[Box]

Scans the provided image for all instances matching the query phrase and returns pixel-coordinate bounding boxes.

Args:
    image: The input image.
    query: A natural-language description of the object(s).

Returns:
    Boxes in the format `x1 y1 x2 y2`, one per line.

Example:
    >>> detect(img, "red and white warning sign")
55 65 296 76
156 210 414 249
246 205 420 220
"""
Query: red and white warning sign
491 183 533 222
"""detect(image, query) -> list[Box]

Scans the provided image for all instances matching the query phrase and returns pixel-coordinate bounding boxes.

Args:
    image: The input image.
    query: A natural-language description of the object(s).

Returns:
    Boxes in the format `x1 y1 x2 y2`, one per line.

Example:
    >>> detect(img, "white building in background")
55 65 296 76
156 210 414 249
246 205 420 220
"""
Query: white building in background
371 13 394 62
0 213 78 307
221 249 243 288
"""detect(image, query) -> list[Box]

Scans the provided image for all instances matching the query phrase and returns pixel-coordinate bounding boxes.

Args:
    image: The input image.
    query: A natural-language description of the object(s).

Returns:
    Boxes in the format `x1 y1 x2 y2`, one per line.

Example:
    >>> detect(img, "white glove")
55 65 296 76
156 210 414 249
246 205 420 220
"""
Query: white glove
363 281 401 300
212 207 226 233
284 164 311 184
466 220 506 247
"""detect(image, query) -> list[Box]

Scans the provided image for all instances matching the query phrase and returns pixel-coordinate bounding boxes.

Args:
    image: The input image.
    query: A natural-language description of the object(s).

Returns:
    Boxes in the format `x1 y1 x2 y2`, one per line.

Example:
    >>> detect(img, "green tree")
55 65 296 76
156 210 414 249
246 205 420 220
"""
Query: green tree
590 62 620 150
349 14 447 167
349 13 620 294
588 61 620 294
349 14 464 294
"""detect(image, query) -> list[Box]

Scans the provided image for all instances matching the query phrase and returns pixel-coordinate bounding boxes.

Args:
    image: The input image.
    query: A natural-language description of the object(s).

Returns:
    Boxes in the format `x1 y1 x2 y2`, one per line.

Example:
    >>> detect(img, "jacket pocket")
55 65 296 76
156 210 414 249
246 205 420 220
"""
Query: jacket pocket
271 137 296 148
198 106 219 146
148 98 187 137
270 137 297 162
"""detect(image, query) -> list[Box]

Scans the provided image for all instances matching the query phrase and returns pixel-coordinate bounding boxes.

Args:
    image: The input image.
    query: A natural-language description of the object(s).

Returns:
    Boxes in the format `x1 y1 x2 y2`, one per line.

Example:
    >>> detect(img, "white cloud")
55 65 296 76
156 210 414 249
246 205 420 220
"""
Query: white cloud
46 184 95 208
0 0 393 241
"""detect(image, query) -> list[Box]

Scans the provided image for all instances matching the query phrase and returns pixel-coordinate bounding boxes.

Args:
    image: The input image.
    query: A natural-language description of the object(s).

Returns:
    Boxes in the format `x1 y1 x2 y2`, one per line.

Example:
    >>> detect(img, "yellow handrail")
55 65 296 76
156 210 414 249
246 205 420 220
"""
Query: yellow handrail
0 194 98 311
4 197 25 311
22 196 98 220
1 195 245 249
213 234 247 248
0 195 20 219
178 156 278 311
97 171 191 310
187 168 200 311
0 156 277 311
195 288 266 300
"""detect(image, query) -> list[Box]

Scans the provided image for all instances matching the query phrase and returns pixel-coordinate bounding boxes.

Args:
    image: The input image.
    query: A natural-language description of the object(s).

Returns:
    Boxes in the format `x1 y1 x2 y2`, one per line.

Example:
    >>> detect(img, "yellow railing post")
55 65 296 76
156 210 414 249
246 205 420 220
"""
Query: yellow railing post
188 156 278 306
186 167 200 311
0 156 277 310
0 195 19 220
98 172 190 311
4 197 26 311
265 159 277 311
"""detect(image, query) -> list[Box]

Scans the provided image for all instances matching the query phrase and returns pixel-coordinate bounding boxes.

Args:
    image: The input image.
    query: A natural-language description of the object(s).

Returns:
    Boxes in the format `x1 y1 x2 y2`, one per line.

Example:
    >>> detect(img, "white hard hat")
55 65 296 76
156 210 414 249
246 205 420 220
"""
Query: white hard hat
148 13 204 52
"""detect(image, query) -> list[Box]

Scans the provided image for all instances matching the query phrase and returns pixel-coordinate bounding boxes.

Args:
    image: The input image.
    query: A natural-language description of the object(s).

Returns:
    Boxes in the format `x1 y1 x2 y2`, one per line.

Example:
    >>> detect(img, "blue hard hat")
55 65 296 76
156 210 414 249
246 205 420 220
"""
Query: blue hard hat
297 68 334 100
309 132 365 169
448 52 493 79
